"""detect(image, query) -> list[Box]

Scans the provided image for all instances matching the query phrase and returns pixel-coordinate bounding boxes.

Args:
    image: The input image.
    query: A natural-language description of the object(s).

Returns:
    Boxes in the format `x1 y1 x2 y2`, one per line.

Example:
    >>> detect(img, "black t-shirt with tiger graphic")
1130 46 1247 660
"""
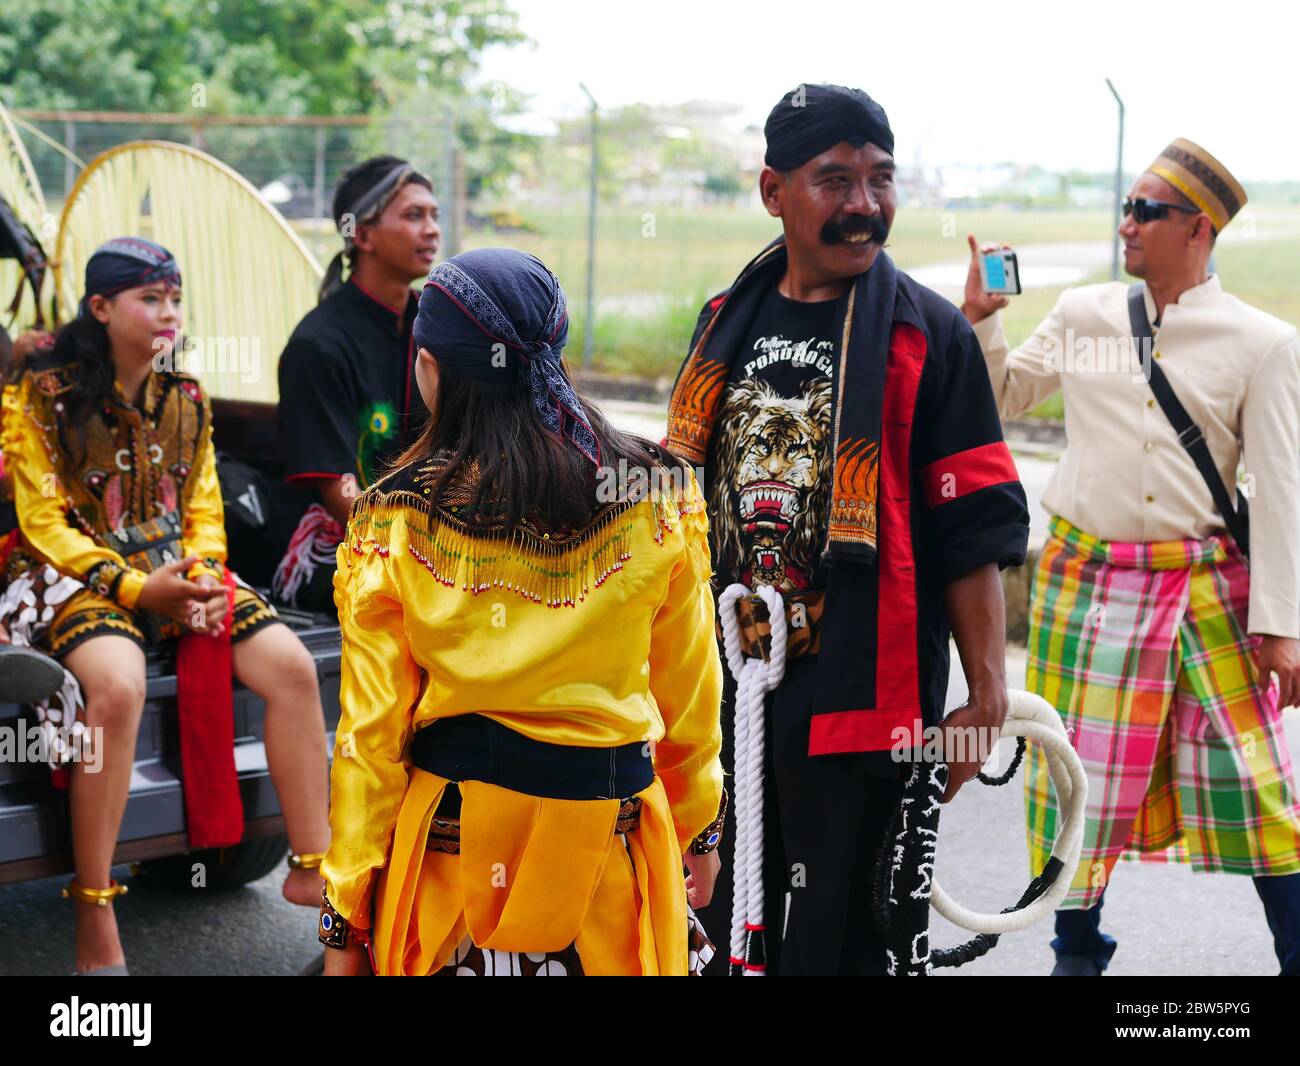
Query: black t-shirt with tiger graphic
707 285 839 595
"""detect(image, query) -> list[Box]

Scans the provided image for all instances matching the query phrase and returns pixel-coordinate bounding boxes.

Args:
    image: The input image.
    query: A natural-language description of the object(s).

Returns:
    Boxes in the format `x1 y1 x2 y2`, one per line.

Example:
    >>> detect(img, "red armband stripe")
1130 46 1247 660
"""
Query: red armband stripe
919 441 1018 508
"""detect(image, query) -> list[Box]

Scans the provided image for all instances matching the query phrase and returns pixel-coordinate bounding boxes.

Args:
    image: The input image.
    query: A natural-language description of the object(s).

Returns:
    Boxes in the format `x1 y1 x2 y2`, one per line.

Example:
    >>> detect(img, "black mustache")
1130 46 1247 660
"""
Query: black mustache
821 215 890 246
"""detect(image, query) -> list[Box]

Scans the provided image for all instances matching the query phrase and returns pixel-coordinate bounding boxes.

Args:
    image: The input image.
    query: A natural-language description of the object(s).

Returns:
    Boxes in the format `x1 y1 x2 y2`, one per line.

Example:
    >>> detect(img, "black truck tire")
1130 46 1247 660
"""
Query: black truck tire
138 834 290 892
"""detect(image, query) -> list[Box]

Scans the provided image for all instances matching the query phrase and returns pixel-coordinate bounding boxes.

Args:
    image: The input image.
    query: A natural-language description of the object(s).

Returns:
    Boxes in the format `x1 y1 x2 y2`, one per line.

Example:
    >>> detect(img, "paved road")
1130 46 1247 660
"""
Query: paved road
905 216 1291 307
937 649 1300 977
8 644 1292 976
0 863 320 977
2 402 1293 976
909 240 1114 302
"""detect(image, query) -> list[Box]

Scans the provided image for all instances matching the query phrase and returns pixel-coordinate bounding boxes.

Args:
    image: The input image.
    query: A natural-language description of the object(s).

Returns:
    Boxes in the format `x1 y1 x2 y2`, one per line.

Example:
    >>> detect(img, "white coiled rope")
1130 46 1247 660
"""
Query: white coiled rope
929 688 1088 934
717 582 788 975
717 581 1089 950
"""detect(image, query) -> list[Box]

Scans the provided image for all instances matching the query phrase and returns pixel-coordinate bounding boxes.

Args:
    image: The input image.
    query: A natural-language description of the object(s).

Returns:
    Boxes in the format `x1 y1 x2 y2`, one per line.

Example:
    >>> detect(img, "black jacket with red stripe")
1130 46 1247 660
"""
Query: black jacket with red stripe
684 254 1030 741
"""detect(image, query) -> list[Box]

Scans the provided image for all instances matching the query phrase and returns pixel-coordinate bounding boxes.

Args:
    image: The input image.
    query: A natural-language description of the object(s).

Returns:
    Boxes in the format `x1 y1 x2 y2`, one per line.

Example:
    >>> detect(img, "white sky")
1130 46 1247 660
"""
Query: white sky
478 0 1299 181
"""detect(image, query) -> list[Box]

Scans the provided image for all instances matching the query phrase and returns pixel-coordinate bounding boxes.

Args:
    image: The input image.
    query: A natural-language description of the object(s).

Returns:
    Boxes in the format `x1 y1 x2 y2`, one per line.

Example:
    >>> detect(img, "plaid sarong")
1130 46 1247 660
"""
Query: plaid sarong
1024 515 1300 909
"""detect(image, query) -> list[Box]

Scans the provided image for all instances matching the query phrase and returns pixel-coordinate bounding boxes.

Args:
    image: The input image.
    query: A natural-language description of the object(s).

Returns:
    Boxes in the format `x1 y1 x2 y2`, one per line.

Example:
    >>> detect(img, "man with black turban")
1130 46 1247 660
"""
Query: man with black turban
667 83 1030 975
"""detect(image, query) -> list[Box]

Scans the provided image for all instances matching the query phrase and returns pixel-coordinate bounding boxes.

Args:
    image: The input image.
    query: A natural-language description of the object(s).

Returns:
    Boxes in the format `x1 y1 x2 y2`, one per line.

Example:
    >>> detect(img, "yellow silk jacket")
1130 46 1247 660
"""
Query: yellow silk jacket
0 353 228 605
324 453 725 925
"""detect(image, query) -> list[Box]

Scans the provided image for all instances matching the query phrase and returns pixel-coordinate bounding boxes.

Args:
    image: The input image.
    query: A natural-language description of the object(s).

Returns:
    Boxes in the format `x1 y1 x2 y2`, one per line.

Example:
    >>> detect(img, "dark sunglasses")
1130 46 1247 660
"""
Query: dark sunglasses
1122 197 1200 224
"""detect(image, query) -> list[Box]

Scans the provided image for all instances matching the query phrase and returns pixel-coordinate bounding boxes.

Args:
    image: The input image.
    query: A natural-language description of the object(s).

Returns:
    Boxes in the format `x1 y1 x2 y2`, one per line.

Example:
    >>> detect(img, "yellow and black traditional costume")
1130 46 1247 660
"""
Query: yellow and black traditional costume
324 451 723 975
321 247 724 976
1 350 278 656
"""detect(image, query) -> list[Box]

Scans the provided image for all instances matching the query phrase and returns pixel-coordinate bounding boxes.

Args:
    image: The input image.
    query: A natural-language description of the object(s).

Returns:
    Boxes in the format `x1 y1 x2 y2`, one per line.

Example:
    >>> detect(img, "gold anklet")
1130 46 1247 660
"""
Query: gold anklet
61 878 129 907
288 852 325 871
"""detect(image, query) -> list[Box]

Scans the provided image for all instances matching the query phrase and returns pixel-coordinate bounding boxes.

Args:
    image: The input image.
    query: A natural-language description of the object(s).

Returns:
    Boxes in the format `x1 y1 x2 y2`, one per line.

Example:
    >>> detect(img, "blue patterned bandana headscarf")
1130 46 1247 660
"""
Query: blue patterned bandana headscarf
414 248 599 466
79 237 181 317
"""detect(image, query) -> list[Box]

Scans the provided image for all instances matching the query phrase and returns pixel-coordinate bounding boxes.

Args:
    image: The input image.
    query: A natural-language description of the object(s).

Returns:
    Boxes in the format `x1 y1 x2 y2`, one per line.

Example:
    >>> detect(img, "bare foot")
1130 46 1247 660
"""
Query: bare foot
74 902 127 972
283 868 324 907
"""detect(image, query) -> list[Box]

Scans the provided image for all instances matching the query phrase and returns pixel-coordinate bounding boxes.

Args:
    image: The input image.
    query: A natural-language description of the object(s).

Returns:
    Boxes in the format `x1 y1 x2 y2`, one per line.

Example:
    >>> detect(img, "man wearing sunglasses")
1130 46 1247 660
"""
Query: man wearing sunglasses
961 138 1300 977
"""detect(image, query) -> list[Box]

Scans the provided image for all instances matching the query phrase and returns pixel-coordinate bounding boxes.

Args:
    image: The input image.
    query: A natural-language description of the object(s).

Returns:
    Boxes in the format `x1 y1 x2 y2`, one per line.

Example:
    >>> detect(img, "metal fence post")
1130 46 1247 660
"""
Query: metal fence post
442 111 457 255
451 147 466 256
1106 78 1125 282
313 125 326 221
579 83 598 370
63 120 76 197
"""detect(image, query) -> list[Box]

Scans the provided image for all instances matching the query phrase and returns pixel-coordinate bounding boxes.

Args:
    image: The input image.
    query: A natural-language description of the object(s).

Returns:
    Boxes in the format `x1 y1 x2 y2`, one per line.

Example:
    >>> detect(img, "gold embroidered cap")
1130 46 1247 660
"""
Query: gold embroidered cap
1147 138 1247 232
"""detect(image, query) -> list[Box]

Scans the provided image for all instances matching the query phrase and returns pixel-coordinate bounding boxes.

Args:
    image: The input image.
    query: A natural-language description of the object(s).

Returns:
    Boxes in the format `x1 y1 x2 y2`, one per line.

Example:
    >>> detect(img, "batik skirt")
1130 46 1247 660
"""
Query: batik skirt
0 545 279 769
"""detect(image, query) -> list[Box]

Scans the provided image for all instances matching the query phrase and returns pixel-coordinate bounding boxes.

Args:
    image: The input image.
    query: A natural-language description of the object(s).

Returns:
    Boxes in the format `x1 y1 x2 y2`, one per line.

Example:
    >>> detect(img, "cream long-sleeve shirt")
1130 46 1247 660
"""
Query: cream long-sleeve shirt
973 275 1300 638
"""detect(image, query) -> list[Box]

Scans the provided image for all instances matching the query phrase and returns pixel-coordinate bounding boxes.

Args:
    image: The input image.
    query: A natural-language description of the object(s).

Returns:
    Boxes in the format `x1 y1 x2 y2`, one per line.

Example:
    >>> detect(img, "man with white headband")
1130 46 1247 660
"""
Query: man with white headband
271 155 441 615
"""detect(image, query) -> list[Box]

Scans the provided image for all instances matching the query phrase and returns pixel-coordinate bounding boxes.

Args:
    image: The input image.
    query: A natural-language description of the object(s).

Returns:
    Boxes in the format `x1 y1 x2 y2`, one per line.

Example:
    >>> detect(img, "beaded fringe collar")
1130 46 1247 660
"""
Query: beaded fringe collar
345 462 699 608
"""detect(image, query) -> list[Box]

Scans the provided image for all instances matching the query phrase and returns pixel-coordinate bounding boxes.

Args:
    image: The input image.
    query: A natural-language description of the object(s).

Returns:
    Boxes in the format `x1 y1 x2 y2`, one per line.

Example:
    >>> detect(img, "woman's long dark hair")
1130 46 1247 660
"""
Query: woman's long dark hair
391 360 689 534
15 314 118 470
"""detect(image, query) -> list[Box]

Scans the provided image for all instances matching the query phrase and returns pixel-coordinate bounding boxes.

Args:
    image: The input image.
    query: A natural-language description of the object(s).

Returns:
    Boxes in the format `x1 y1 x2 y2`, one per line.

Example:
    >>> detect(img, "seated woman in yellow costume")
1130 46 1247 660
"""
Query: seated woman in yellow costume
321 248 725 976
1 238 330 975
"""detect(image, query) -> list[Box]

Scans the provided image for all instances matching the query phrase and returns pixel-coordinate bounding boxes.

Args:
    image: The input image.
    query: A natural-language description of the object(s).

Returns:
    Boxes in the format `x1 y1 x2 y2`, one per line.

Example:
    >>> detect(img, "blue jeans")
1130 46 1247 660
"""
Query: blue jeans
1054 872 1300 975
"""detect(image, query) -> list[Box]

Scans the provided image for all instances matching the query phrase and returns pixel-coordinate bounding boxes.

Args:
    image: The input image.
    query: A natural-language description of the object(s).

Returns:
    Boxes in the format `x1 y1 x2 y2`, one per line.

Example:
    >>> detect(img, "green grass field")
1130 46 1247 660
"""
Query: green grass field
297 203 1300 406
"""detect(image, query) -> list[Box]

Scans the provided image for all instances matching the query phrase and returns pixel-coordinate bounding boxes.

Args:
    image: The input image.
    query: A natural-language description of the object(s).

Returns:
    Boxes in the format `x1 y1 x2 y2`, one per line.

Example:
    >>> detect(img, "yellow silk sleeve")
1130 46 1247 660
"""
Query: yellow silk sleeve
0 379 147 610
649 470 724 853
322 508 423 927
181 393 227 582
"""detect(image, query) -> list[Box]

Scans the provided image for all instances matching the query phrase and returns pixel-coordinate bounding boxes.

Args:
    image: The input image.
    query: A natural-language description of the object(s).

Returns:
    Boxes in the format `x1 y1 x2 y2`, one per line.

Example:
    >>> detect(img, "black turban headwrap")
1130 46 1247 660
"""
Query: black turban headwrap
763 84 894 171
79 237 181 317
414 248 599 466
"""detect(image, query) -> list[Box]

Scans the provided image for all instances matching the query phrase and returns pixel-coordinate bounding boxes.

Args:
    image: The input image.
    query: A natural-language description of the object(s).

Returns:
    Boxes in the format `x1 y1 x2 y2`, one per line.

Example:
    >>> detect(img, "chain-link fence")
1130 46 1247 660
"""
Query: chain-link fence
5 105 1296 392
12 110 468 261
9 106 779 378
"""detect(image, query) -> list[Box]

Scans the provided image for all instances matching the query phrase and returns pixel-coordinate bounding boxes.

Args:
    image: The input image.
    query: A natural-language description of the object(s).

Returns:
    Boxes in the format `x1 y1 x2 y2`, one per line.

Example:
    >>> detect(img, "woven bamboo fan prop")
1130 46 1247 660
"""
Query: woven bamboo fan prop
54 140 322 402
0 101 52 329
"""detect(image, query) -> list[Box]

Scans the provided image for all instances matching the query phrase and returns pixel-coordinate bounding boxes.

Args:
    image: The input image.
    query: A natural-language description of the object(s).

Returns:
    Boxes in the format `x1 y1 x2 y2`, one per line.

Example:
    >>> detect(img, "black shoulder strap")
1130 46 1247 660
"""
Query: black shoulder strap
1128 283 1250 558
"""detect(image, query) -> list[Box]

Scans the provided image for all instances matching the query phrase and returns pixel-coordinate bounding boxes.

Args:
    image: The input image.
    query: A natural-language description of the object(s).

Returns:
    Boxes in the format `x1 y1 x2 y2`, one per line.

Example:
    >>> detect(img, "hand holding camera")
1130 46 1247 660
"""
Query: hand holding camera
961 234 1020 324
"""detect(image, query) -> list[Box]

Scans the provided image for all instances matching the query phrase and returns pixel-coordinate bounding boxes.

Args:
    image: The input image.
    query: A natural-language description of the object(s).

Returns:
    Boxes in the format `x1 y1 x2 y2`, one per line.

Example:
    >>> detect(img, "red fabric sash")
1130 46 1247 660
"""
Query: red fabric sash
0 527 18 571
175 568 244 847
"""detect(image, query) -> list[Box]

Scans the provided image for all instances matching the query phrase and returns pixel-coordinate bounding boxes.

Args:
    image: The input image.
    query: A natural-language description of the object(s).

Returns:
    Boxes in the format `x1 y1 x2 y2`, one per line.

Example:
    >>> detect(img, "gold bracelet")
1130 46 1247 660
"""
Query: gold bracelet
61 878 129 907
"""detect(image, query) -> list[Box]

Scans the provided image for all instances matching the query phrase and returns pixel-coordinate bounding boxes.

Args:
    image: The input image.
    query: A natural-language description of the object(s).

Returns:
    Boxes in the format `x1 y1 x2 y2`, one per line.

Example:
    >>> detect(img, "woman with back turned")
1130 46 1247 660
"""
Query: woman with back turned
320 248 726 976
